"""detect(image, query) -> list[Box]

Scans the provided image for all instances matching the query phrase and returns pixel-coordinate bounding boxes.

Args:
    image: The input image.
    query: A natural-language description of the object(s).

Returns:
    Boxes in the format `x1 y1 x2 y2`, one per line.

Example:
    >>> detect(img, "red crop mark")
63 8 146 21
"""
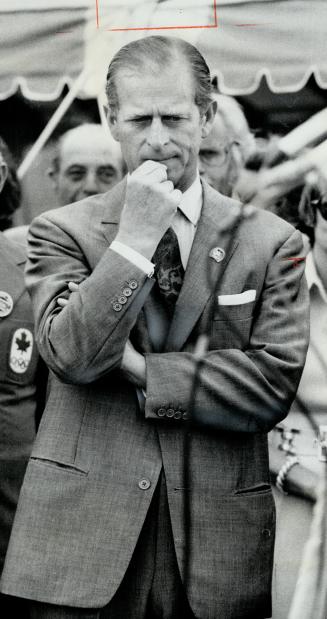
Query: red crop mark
283 257 306 268
95 0 100 28
94 0 218 31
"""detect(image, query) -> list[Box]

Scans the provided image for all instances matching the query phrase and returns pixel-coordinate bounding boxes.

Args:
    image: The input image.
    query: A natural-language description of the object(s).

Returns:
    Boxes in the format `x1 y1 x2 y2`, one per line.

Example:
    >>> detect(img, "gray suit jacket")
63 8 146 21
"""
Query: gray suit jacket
1 180 309 618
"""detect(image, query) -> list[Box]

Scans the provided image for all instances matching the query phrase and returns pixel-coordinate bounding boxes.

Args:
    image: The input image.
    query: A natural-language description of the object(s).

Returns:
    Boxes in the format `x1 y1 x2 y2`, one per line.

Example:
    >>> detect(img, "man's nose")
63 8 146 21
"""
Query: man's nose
82 170 99 196
146 118 169 150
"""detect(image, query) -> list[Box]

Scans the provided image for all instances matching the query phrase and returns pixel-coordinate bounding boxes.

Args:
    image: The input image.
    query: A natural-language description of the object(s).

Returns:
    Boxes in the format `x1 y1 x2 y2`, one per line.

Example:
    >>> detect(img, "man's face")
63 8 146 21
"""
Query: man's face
53 127 123 205
108 58 214 192
198 116 238 197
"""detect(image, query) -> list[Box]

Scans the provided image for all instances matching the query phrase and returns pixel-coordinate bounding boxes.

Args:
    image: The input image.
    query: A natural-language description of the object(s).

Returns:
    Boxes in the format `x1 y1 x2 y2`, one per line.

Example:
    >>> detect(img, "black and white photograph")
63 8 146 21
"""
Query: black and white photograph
0 2 326 618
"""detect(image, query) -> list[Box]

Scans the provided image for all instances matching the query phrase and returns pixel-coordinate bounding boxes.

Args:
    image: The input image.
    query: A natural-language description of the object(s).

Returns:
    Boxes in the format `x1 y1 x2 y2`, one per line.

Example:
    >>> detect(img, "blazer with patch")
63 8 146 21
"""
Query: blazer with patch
0 234 44 573
1 181 309 618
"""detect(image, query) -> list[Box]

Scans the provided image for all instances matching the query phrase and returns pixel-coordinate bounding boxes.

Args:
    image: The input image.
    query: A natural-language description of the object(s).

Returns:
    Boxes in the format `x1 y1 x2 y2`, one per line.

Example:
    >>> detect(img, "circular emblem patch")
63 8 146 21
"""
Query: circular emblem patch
0 291 13 317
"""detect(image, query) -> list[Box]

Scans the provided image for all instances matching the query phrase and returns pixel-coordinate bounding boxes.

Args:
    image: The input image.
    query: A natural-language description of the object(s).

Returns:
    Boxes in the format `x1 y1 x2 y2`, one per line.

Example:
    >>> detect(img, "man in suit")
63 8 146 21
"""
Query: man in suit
1 36 309 619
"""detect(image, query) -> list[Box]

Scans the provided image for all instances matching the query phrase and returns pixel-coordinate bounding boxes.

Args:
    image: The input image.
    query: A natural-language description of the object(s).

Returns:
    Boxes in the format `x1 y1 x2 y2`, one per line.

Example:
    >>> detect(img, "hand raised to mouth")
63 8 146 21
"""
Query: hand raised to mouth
114 160 182 260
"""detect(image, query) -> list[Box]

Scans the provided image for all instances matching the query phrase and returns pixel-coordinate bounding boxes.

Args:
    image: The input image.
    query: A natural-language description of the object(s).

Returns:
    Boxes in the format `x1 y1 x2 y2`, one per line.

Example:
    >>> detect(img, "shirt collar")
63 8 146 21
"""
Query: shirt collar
178 173 202 226
306 250 327 303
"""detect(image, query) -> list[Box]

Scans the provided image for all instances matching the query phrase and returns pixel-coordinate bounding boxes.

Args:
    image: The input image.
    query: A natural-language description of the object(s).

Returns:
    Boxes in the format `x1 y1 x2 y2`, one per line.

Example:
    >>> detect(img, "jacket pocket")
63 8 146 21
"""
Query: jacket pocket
234 483 272 496
30 456 89 476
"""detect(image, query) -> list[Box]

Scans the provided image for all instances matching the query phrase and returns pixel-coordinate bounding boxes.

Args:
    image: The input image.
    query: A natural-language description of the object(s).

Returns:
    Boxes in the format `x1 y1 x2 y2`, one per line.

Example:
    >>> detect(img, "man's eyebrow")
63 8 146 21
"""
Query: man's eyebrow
96 165 117 172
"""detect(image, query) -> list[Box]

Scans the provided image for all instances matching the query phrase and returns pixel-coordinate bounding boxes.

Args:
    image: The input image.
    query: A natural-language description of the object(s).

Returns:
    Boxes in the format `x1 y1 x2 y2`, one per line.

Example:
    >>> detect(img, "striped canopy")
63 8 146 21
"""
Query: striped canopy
0 0 326 101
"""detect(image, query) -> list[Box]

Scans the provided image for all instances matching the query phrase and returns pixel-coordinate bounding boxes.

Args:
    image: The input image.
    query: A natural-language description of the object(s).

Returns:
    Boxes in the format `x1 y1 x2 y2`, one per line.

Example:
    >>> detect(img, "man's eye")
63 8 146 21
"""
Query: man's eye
67 171 84 181
164 116 182 123
98 170 116 182
133 117 151 124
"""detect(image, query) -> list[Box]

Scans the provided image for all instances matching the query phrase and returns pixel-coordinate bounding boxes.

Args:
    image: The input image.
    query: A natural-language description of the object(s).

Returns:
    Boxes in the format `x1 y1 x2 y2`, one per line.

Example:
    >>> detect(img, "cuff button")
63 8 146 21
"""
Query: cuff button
166 408 175 418
122 287 132 297
117 295 127 304
129 280 138 290
157 408 166 417
112 302 122 312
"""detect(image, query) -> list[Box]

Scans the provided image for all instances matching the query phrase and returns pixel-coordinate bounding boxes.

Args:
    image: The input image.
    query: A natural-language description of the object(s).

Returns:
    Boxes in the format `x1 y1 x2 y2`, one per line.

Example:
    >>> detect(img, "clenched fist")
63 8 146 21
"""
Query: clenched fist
114 160 182 259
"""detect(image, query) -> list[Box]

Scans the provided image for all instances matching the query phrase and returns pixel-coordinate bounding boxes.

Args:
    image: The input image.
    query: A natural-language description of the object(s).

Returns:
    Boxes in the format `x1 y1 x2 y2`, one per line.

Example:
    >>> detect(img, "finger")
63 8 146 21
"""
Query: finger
171 189 183 206
143 164 168 183
68 281 79 292
132 160 166 177
57 298 68 307
159 180 174 193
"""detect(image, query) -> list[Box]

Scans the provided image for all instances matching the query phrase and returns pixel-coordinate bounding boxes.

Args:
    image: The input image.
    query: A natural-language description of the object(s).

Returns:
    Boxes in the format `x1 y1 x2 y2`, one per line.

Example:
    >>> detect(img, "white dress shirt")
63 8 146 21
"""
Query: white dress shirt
110 174 203 274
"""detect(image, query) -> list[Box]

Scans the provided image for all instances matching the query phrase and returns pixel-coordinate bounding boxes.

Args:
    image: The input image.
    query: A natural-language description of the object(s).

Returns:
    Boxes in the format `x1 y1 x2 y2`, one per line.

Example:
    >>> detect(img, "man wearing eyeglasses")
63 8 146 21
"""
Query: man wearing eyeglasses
198 94 255 197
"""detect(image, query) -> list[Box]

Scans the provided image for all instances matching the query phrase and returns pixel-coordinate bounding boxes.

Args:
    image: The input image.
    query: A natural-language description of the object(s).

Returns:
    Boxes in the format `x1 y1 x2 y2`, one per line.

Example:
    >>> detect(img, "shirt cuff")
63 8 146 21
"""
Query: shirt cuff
110 240 155 277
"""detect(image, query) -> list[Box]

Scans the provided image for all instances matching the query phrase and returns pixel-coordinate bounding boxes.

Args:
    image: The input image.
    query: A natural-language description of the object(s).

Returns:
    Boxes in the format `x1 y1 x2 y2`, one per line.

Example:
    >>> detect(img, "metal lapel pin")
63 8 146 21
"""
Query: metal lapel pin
209 247 226 263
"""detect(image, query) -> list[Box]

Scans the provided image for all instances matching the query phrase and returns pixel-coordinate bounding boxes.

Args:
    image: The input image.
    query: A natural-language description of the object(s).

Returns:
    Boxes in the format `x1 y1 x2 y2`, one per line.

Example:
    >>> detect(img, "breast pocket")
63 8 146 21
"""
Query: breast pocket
0 318 38 385
211 300 255 350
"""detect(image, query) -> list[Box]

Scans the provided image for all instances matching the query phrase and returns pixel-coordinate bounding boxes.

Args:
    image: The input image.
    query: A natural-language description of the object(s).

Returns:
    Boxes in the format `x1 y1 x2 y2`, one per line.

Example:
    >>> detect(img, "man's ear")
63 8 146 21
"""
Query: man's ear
201 99 217 139
0 162 8 194
106 107 120 142
47 166 58 189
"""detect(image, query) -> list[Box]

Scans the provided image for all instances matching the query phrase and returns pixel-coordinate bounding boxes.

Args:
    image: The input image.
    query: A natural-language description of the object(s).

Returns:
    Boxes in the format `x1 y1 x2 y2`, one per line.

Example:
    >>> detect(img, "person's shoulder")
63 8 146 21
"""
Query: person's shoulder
30 179 126 237
0 230 26 264
209 184 297 239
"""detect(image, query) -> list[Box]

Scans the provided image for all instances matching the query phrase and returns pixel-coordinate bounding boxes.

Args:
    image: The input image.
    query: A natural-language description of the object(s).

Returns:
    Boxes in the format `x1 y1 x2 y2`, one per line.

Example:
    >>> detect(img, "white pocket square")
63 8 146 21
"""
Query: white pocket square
218 290 256 306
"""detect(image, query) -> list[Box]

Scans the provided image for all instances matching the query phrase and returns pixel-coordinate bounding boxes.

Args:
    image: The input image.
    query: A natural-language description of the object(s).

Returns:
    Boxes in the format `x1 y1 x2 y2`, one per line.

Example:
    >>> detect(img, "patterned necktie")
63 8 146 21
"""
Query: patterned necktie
153 227 184 314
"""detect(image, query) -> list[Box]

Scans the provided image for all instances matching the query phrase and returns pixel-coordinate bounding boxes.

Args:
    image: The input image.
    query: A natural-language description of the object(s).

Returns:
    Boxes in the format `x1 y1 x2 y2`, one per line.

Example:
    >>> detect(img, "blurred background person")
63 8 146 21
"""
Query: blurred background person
198 93 255 197
5 122 124 246
0 136 21 232
269 178 327 618
0 136 46 618
47 122 124 206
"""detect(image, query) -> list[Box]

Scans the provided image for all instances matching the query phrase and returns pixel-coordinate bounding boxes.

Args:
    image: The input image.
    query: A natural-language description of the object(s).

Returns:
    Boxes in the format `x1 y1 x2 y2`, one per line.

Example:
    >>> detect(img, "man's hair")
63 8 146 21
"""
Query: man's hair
106 36 213 114
0 136 21 231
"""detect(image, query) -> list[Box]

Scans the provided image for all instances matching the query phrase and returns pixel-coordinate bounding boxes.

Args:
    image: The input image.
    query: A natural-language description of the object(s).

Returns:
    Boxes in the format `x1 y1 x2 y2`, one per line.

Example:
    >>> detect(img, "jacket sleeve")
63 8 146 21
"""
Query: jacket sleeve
25 213 155 384
144 229 310 433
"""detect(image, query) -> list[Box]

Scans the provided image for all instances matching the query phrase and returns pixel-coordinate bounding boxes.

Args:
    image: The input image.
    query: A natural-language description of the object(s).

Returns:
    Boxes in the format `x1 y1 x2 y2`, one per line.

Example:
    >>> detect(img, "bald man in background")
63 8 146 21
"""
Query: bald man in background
48 123 124 206
5 123 124 246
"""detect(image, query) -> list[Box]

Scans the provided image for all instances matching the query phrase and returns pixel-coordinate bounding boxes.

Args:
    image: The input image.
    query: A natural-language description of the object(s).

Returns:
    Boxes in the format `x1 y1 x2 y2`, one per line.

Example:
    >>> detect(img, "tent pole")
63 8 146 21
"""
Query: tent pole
97 94 111 135
18 70 88 180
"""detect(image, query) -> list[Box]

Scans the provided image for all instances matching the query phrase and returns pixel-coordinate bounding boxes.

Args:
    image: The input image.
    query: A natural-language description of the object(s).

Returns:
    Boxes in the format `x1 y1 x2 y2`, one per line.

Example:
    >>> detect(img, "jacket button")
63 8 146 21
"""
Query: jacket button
122 287 132 297
166 408 174 418
182 412 189 421
112 302 122 312
117 295 127 304
157 408 166 417
129 280 138 290
138 478 151 490
174 411 182 420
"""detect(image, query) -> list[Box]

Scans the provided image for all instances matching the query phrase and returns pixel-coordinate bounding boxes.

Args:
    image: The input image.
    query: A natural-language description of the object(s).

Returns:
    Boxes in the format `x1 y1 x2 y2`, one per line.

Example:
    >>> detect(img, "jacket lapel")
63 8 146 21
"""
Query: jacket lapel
165 182 240 352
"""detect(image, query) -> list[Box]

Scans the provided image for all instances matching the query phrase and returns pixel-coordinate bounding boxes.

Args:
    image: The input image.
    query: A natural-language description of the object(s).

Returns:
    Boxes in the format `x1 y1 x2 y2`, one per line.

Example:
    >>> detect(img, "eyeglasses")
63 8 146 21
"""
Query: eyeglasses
199 141 240 168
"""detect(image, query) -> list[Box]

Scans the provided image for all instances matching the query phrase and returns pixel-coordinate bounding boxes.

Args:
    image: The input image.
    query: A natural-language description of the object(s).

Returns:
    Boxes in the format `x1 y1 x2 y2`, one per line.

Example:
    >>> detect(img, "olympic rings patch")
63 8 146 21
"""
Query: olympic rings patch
9 328 34 374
